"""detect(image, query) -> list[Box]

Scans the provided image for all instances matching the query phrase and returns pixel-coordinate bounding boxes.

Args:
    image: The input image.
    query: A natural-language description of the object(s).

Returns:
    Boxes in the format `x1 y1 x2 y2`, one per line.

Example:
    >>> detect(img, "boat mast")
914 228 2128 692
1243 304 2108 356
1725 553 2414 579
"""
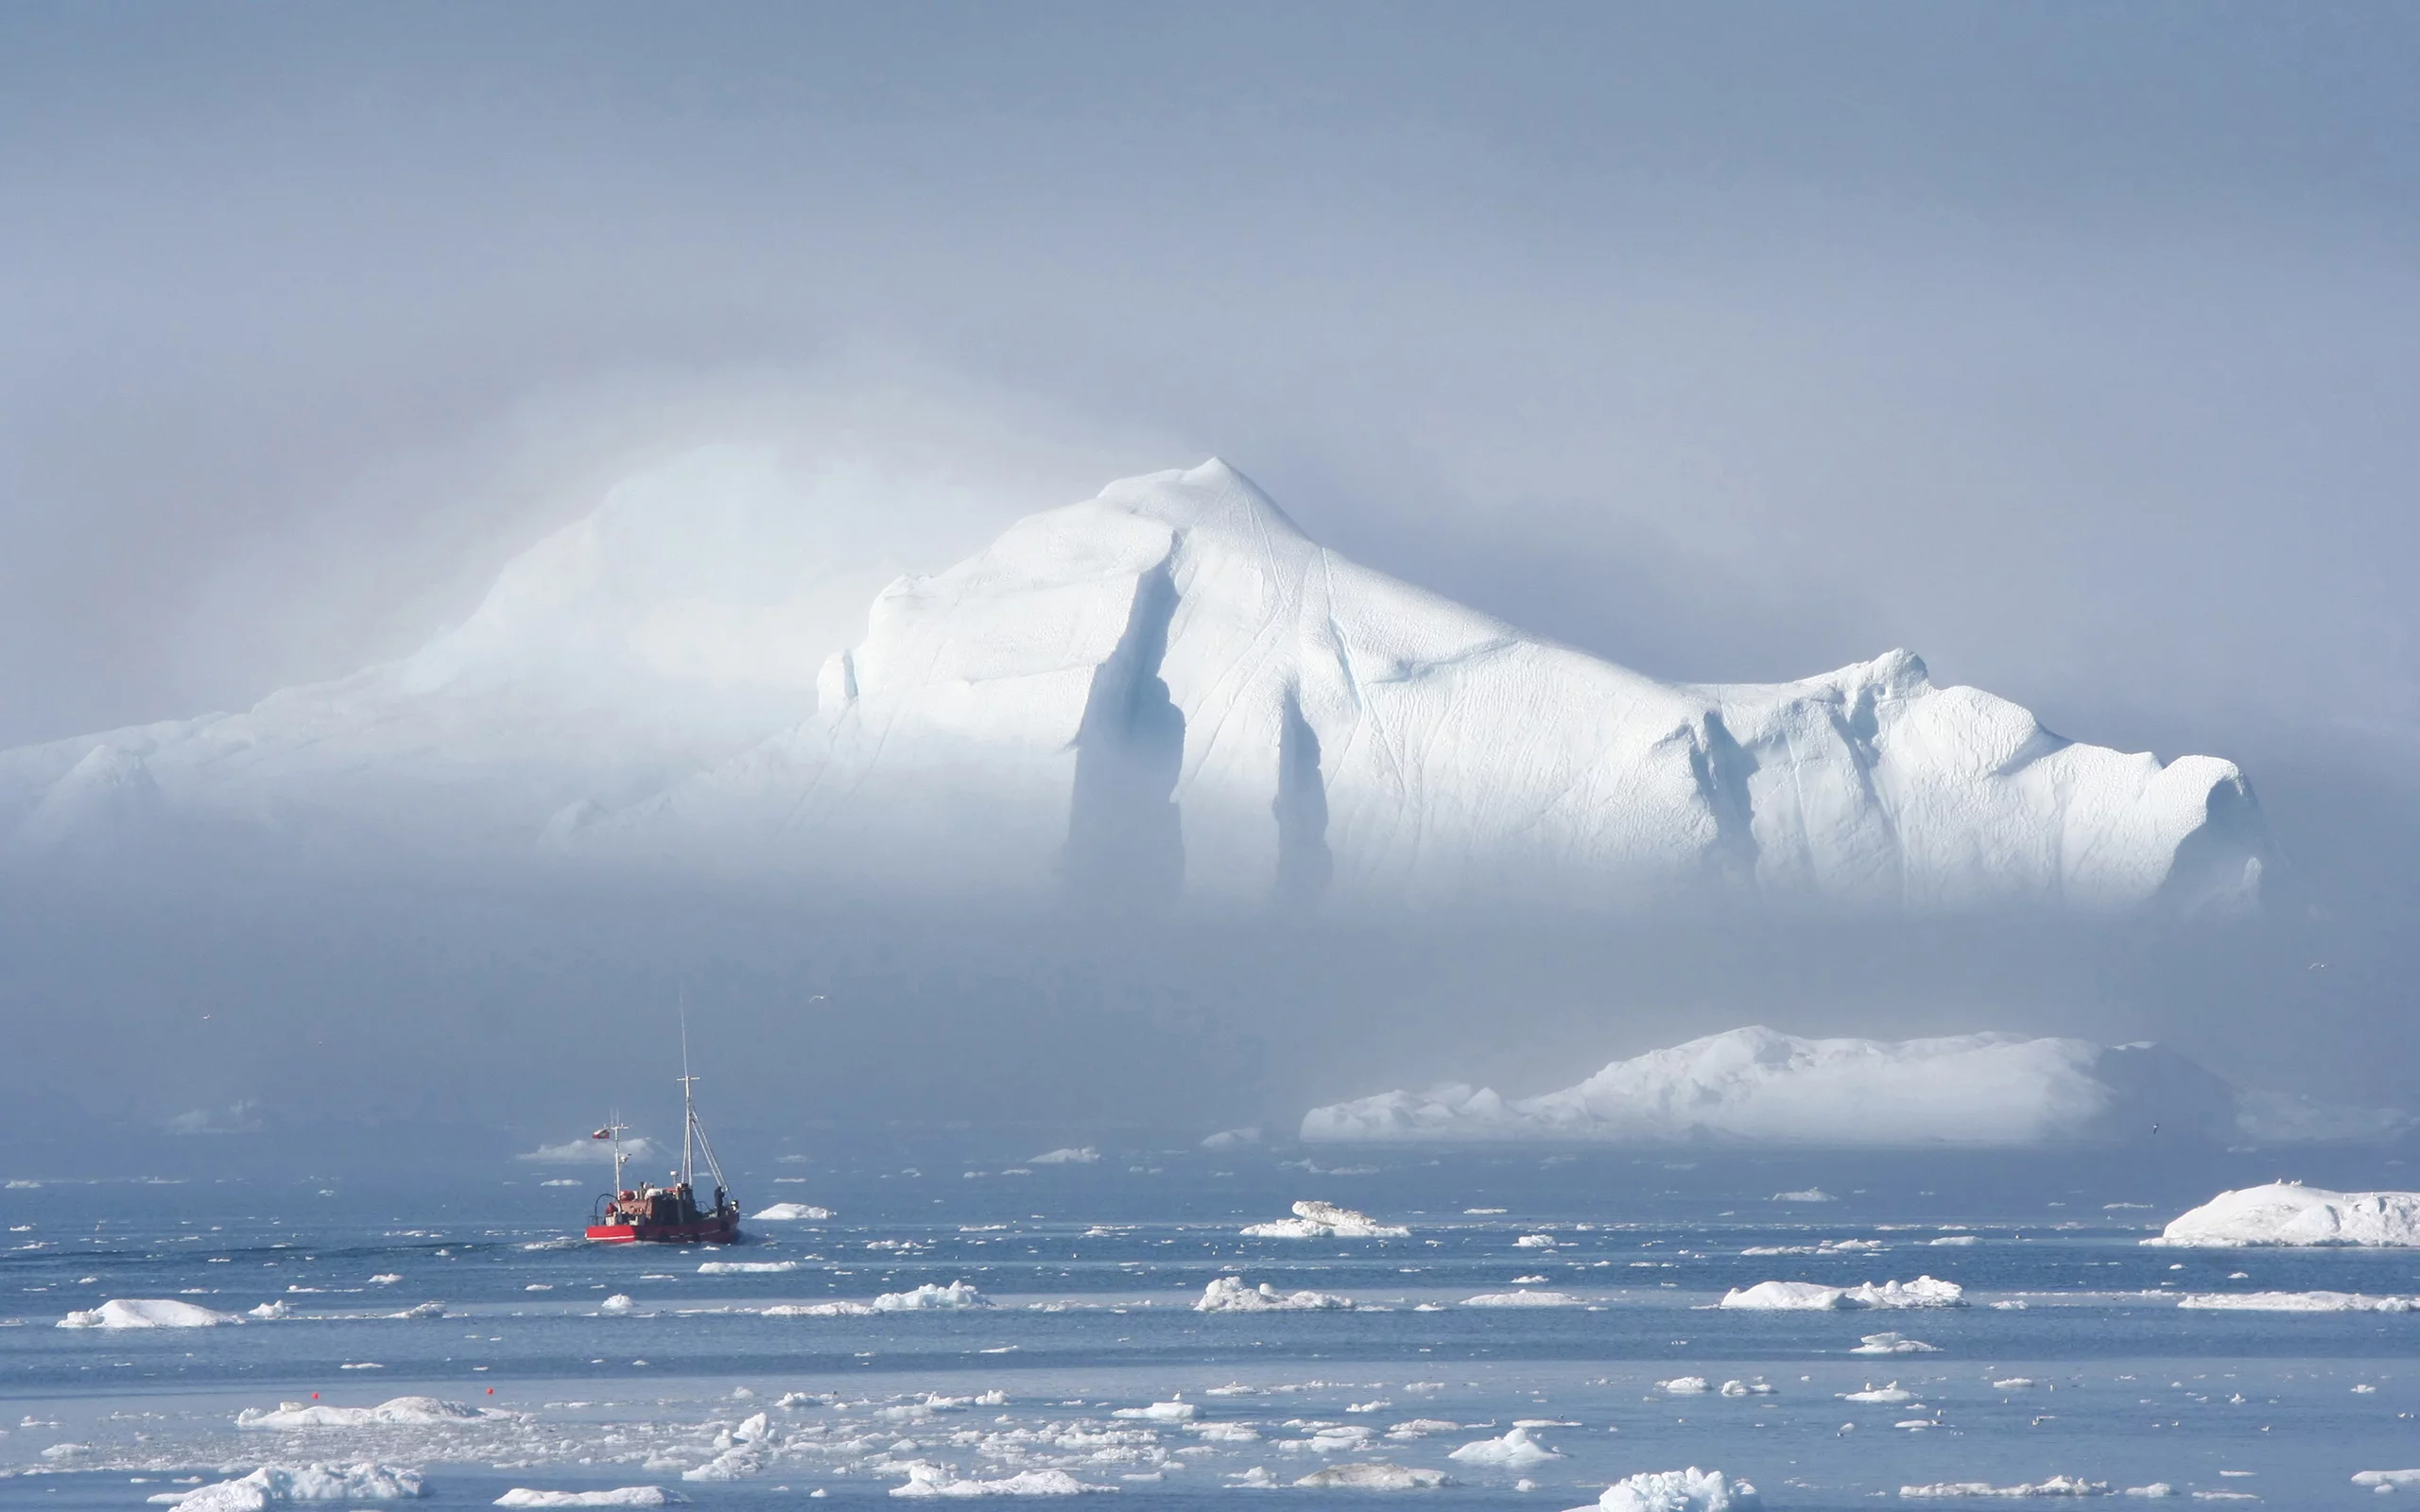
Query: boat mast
606 1113 629 1194
678 997 698 1191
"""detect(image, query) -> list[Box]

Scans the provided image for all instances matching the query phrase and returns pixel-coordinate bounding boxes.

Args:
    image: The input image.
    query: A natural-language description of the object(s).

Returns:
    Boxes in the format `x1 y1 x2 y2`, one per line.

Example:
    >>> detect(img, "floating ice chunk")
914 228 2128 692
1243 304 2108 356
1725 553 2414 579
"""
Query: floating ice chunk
1719 1380 1775 1397
1462 1290 1583 1308
1197 1277 1354 1312
889 1460 1112 1495
766 1280 993 1316
598 1295 635 1315
389 1301 446 1320
1514 1234 1557 1248
1840 1383 1917 1404
699 1260 799 1274
1241 1200 1409 1238
1028 1147 1099 1164
1853 1332 1941 1355
1449 1426 1564 1467
1201 1127 1261 1149
1656 1377 1711 1395
2176 1290 2420 1312
1719 1277 1962 1311
158 1463 425 1510
2354 1471 2420 1490
1899 1478 2108 1497
249 1301 290 1320
238 1396 493 1429
1111 1400 1197 1421
2151 1183 2420 1246
2123 1487 2177 1498
1774 1190 1837 1203
1993 1379 2037 1389
751 1203 834 1221
1388 1419 1463 1437
1928 1235 1979 1246
494 1492 684 1508
59 1297 241 1329
1572 1466 1760 1511
367 1274 402 1285
1293 1462 1452 1489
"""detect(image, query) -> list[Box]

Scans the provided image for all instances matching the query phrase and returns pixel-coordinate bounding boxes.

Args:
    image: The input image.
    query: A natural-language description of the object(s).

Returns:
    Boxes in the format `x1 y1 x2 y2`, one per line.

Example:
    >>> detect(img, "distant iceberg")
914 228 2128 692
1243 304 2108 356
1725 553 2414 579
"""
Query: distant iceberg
1197 1277 1354 1313
1720 1277 1963 1311
59 1297 241 1329
750 1202 833 1221
2150 1183 2420 1246
1303 1026 2239 1147
1240 1200 1408 1238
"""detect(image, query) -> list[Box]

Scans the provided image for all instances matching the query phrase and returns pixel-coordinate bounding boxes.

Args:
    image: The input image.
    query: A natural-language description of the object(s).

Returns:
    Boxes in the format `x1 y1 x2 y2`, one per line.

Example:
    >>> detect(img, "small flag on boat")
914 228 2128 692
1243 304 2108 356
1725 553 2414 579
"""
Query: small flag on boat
592 1128 613 1140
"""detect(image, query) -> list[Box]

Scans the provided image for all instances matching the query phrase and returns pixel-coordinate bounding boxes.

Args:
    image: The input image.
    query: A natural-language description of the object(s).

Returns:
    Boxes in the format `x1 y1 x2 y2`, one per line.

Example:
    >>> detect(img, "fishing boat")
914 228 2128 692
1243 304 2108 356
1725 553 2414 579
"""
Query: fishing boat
585 1032 741 1244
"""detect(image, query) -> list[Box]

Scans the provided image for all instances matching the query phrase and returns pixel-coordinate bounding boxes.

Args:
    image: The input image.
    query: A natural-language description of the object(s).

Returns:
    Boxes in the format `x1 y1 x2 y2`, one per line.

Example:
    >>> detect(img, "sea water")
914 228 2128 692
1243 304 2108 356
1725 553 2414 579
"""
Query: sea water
8 1146 2420 1509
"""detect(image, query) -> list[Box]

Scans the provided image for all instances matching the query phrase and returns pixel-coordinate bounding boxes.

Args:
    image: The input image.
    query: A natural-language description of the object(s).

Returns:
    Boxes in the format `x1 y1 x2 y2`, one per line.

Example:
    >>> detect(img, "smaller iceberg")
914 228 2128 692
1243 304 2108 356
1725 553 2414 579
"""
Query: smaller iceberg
750 1203 833 1221
1719 1277 1963 1311
60 1298 242 1329
1241 1199 1409 1238
1197 1277 1354 1313
1571 1467 1760 1512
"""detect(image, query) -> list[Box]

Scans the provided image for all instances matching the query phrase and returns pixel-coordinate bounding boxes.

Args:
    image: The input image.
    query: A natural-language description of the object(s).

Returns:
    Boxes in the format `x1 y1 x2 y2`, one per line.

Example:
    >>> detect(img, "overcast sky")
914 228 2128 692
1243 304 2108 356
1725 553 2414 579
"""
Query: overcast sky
4 3 2414 790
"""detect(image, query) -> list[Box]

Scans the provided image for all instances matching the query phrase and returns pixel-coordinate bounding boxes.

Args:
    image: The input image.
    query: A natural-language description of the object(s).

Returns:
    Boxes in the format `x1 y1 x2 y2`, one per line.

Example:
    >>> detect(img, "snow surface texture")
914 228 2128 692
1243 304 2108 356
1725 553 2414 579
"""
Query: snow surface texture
0 458 2267 917
1240 1200 1409 1238
153 1463 424 1510
1305 1026 2254 1148
2151 1183 2420 1246
1568 1467 1760 1512
59 1297 242 1329
1720 1277 1964 1311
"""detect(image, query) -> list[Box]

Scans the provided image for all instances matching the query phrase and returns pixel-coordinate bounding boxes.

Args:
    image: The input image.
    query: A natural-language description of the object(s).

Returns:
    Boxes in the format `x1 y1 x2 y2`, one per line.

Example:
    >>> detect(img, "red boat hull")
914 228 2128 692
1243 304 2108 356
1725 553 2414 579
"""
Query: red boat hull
586 1215 740 1244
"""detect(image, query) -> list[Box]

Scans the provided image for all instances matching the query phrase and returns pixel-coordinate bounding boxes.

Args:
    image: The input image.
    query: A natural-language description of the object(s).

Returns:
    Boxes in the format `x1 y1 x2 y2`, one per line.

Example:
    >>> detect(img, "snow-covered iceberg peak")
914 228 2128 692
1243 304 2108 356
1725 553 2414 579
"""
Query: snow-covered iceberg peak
2149 1183 2420 1247
1302 1025 2240 1147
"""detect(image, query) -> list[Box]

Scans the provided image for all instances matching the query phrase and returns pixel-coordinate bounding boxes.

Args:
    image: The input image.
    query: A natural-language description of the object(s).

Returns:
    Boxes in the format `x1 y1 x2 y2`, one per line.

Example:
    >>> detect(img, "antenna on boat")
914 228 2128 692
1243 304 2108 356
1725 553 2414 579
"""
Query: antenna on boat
678 989 698 1191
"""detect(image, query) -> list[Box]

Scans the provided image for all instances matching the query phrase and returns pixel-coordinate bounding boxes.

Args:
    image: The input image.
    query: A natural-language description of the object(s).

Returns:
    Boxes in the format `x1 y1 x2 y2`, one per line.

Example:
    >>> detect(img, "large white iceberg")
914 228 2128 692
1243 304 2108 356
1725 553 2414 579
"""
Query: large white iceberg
60 1297 243 1329
2150 1183 2420 1246
152 1463 424 1510
1305 1026 2237 1146
0 457 2266 917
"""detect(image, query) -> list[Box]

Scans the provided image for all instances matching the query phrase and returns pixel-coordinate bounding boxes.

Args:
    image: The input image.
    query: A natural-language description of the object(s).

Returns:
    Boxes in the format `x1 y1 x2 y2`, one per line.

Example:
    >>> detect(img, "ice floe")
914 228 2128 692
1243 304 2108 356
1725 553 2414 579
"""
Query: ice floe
150 1463 425 1509
2174 1290 2420 1312
494 1492 683 1508
1899 1477 2107 1498
1111 1400 1196 1421
1448 1426 1564 1467
765 1280 993 1315
1293 1462 1452 1489
1719 1277 1963 1310
1240 1200 1408 1238
1304 1028 2238 1147
1461 1289 1583 1308
890 1461 1112 1496
1572 1466 1760 1511
1841 1383 1918 1404
698 1260 799 1274
60 1297 242 1329
1197 1277 1354 1312
1656 1377 1711 1395
2355 1470 2420 1490
2151 1183 2420 1246
750 1203 834 1221
1852 1332 1942 1354
237 1396 496 1429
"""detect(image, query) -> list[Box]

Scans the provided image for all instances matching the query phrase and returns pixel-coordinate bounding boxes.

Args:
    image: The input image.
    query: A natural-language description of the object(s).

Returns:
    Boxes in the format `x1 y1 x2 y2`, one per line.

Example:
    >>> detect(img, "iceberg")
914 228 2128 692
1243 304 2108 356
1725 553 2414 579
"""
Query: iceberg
153 1463 424 1510
1241 1200 1409 1238
1898 1479 2107 1498
1027 1147 1099 1164
749 1203 834 1221
3 458 2266 918
2174 1290 2420 1312
1448 1426 1564 1467
493 1493 683 1508
1462 1289 1584 1308
1303 1027 2239 1147
237 1396 493 1429
1292 1463 1453 1489
1197 1277 1354 1312
1720 1277 1963 1310
766 1280 992 1316
1569 1467 1760 1512
59 1297 242 1329
2150 1183 2420 1246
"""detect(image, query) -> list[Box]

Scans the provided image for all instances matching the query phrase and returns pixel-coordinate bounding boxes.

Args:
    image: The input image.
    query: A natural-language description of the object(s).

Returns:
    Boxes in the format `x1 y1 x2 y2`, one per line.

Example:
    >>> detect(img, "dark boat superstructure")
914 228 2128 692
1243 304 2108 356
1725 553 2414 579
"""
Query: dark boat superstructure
585 1031 741 1245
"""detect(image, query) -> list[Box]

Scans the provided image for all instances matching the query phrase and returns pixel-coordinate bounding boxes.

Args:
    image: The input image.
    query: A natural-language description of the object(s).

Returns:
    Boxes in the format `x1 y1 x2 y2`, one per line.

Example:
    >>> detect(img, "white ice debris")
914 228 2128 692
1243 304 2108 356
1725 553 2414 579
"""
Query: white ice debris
1572 1467 1761 1512
1448 1426 1564 1467
495 1492 684 1508
698 1260 800 1274
1461 1290 1584 1308
248 1301 289 1320
1201 1127 1261 1149
1841 1383 1918 1404
59 1297 242 1329
1294 1462 1453 1489
1772 1189 1837 1203
1852 1332 1942 1354
751 1203 834 1220
1197 1277 1354 1312
766 1281 993 1315
238 1396 493 1429
1111 1400 1197 1421
1899 1478 2107 1498
1305 1028 2239 1147
2354 1471 2420 1490
1656 1377 1711 1395
2175 1290 2420 1312
1719 1380 1775 1397
889 1461 1112 1496
598 1295 636 1315
1241 1199 1409 1238
4 459 2265 918
1720 1277 1963 1310
1028 1147 1100 1164
2150 1183 2420 1246
155 1463 424 1510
